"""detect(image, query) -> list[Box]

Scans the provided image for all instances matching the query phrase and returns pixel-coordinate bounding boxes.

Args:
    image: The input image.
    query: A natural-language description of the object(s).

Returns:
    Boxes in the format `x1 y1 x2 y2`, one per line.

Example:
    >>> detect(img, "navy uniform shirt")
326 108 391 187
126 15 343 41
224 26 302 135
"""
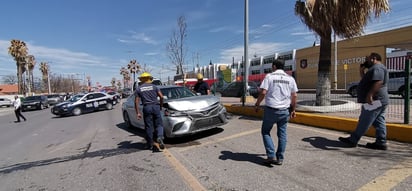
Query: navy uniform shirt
194 81 209 95
135 83 160 105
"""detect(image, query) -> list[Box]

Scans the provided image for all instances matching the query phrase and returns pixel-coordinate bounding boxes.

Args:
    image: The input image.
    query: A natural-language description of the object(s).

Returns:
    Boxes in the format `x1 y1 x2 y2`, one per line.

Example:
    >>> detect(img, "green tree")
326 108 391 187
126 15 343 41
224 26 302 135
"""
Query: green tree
295 0 389 106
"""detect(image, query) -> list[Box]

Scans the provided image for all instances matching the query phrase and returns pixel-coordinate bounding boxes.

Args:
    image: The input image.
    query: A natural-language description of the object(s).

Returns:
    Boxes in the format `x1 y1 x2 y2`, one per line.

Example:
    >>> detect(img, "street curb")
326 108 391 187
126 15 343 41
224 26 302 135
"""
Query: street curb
223 104 412 143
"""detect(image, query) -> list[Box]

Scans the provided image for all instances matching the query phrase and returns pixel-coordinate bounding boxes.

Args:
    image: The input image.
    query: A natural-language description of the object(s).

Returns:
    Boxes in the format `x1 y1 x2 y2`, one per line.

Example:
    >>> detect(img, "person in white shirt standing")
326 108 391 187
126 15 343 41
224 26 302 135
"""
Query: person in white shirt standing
255 59 298 166
13 95 26 123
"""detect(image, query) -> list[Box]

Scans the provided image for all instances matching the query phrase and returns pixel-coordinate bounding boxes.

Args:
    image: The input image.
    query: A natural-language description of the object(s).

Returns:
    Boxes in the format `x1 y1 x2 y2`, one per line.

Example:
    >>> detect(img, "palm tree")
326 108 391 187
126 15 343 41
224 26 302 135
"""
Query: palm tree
120 67 129 89
111 77 116 88
26 55 36 93
295 0 389 106
116 80 122 90
39 62 49 93
8 39 28 94
127 59 141 88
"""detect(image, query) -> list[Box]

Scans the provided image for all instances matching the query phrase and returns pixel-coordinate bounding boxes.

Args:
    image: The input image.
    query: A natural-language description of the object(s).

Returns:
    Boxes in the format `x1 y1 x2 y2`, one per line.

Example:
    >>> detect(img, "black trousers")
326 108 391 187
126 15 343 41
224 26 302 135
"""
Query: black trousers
14 107 26 122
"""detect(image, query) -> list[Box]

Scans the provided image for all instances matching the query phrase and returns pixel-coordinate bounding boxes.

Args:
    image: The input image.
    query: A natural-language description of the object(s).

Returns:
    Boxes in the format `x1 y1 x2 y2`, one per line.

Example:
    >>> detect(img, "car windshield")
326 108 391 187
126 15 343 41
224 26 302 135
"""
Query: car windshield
107 92 116 95
68 94 84 102
47 95 59 98
25 96 41 101
161 87 196 100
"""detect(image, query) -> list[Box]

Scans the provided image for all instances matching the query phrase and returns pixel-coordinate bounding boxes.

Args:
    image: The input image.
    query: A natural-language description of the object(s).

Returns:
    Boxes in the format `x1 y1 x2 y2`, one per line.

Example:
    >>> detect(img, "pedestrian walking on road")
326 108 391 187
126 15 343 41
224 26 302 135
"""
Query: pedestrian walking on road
13 95 26 123
254 59 298 166
339 52 389 150
134 72 165 151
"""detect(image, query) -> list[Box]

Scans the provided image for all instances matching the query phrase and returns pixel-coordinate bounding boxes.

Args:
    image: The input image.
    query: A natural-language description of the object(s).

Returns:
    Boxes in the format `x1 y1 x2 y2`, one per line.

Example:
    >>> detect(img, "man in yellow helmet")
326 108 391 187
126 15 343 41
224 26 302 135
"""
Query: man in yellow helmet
134 72 165 151
193 73 210 95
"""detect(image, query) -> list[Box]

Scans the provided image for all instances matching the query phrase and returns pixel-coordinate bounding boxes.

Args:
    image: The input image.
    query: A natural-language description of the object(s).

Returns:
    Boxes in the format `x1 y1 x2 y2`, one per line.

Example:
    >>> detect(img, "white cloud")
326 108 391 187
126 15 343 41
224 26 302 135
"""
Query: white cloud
209 26 232 33
144 52 159 56
117 31 159 45
219 42 288 63
0 39 121 85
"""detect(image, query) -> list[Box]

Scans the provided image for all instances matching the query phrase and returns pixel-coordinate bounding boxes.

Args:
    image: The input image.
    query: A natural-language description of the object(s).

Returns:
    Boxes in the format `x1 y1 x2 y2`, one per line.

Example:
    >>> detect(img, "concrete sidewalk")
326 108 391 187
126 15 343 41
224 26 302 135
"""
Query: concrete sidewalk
220 97 412 143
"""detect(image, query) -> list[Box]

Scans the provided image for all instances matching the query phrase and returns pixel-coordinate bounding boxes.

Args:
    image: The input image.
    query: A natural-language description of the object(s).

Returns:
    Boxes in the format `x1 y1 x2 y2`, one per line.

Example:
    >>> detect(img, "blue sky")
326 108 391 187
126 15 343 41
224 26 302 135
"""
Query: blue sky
1 0 411 86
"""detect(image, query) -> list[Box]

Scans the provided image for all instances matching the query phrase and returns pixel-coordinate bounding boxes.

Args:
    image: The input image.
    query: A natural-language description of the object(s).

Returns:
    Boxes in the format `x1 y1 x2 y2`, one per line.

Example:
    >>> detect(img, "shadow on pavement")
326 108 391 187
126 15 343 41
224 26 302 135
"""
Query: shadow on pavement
116 123 146 139
218 150 272 168
302 136 357 150
165 128 225 148
0 140 145 174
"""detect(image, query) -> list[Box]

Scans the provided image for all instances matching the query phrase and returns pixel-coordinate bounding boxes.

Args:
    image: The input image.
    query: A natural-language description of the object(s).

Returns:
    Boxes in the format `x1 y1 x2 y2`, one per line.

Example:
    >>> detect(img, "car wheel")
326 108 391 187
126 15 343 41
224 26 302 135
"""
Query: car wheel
72 107 82 116
349 86 357 97
123 111 133 129
106 103 113 110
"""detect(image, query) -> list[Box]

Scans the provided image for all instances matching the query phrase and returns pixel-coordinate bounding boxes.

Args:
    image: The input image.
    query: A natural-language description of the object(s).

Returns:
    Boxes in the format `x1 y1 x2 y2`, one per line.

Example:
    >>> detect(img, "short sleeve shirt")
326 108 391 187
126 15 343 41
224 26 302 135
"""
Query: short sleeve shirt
357 63 389 105
260 70 298 109
134 83 160 105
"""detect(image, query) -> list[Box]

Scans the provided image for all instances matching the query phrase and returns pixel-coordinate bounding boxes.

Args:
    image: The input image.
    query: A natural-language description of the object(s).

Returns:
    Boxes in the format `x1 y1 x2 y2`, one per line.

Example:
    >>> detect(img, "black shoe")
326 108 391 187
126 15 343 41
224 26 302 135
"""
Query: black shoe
157 138 165 150
263 158 275 166
339 137 357 147
365 142 387 150
144 143 153 150
273 159 283 166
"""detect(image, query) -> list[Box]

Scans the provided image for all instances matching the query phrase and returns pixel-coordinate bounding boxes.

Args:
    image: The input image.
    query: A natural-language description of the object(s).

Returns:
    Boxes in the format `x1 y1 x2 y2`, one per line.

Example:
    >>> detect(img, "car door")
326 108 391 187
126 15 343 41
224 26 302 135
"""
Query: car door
83 93 100 112
92 93 109 110
125 94 144 129
222 82 237 97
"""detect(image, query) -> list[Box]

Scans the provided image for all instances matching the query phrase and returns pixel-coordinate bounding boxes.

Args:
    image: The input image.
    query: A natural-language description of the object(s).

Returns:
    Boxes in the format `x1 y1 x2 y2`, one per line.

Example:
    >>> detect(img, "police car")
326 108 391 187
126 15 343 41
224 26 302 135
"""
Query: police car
51 92 116 116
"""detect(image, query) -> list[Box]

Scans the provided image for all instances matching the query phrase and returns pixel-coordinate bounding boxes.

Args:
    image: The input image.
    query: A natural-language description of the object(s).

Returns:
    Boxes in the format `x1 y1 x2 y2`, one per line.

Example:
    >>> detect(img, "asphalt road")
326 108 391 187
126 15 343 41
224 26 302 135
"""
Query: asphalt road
0 103 411 191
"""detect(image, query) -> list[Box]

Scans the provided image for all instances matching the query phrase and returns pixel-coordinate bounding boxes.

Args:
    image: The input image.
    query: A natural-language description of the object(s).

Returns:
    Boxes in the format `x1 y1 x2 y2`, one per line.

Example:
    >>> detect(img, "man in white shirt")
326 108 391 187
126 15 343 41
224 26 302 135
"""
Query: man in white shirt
13 95 26 123
255 59 298 166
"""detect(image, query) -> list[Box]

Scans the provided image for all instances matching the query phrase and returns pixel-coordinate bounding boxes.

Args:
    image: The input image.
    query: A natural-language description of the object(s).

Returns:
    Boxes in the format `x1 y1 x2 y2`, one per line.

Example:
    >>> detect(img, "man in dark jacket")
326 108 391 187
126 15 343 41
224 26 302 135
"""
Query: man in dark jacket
193 73 210 95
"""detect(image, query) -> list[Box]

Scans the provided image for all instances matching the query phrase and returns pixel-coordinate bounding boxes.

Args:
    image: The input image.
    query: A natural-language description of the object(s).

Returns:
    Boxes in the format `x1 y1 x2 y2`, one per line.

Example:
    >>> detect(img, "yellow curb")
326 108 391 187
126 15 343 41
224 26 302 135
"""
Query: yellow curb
224 104 412 143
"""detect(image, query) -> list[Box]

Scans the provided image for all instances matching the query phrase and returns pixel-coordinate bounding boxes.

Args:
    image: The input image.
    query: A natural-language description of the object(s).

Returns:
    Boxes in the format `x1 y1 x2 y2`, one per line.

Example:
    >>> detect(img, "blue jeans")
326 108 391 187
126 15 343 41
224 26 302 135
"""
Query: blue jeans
143 104 164 143
349 104 387 144
261 106 289 160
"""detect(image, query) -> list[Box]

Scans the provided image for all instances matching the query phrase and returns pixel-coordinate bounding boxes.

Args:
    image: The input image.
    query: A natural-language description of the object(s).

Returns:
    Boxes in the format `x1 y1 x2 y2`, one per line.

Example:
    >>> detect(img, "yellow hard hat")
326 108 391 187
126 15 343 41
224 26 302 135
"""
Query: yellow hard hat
197 73 203 80
139 72 152 78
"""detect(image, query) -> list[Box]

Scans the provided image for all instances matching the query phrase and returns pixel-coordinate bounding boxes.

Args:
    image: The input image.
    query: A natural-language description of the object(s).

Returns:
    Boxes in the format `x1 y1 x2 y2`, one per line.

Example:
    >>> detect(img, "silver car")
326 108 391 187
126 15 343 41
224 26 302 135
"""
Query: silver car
0 98 12 107
122 85 229 138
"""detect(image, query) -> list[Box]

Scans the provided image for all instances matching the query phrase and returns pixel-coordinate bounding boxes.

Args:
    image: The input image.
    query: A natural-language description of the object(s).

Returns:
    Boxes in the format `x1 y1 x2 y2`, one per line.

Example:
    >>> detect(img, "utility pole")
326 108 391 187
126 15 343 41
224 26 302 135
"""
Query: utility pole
242 0 249 107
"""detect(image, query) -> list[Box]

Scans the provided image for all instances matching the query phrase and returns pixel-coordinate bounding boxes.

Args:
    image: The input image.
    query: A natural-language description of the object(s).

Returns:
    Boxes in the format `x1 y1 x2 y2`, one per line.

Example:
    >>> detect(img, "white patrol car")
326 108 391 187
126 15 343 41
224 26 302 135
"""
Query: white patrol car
51 92 116 116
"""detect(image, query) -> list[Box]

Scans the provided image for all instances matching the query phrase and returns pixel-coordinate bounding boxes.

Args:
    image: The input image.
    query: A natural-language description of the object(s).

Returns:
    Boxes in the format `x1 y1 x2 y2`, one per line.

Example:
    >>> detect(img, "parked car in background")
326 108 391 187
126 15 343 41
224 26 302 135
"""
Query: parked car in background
47 94 63 105
21 95 49 111
121 88 133 98
220 81 260 98
51 92 116 117
0 98 12 107
107 91 121 104
346 70 412 98
122 85 229 138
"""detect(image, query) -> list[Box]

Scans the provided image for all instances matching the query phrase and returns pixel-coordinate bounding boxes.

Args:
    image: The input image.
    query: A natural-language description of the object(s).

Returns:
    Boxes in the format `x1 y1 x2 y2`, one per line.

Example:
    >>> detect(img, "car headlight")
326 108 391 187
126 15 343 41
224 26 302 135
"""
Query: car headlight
164 109 187 117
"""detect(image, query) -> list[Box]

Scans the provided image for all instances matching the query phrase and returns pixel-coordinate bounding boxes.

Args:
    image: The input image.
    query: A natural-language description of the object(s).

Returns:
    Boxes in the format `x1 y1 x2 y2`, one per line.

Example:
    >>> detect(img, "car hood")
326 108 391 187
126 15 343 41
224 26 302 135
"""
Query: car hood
23 100 40 104
54 101 71 107
166 95 220 111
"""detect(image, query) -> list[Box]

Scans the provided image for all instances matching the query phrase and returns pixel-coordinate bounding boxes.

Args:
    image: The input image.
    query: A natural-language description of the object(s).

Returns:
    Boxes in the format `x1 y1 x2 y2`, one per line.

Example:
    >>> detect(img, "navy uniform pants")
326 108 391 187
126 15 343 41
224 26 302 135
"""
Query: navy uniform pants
143 104 164 144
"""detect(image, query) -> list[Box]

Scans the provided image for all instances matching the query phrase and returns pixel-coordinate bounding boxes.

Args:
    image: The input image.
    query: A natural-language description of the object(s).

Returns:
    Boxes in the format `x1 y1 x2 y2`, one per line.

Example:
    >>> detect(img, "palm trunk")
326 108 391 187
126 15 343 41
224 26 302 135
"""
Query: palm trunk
30 71 34 92
315 28 332 106
17 62 23 94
